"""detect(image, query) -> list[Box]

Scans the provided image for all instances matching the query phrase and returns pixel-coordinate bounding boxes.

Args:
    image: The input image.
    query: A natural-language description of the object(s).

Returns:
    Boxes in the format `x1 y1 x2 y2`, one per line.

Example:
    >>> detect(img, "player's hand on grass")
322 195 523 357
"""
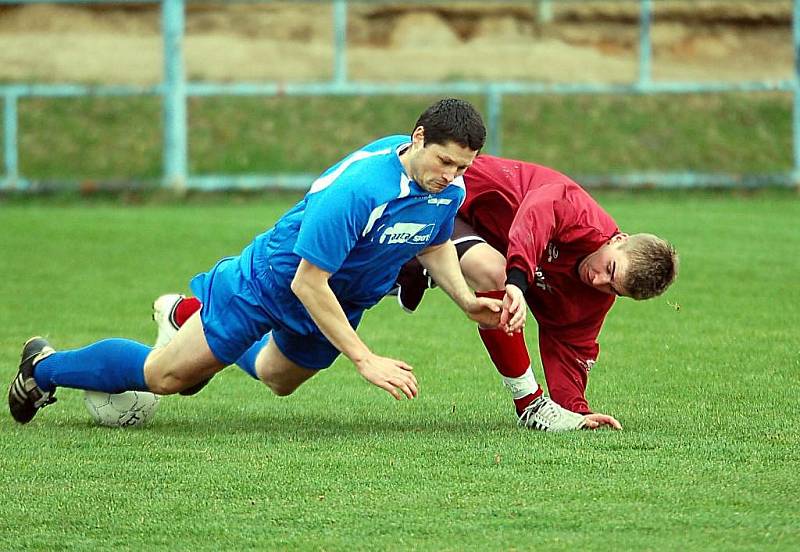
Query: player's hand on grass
354 353 418 400
464 296 503 328
582 413 623 430
500 284 526 335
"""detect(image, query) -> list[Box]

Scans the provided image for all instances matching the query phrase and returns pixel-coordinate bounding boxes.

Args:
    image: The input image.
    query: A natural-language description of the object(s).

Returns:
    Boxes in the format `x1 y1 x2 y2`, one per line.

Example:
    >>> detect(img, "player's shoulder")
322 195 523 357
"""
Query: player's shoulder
308 135 410 202
335 135 408 174
361 134 410 153
310 135 406 184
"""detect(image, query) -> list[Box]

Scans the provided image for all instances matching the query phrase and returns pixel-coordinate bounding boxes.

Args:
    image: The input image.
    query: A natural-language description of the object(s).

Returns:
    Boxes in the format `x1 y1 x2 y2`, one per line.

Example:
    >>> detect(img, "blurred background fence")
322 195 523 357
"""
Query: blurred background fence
0 0 797 191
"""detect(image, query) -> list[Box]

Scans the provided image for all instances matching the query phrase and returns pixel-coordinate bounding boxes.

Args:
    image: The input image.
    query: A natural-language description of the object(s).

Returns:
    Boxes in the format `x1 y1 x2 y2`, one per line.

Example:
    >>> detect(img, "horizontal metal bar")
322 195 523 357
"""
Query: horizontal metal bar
0 0 152 4
186 172 798 190
0 84 160 97
187 174 319 191
189 80 796 97
5 0 785 4
5 171 793 193
577 172 797 189
1 177 30 191
3 80 791 99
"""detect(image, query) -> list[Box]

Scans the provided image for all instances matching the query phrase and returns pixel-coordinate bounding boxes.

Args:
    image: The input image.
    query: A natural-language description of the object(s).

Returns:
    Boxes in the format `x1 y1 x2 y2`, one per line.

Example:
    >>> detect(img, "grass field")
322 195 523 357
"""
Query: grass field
1 190 798 550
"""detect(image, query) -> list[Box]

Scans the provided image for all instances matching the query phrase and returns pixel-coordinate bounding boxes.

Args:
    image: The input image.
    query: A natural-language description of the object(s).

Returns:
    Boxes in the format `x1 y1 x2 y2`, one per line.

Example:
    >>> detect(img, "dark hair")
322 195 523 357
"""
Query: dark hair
412 98 486 152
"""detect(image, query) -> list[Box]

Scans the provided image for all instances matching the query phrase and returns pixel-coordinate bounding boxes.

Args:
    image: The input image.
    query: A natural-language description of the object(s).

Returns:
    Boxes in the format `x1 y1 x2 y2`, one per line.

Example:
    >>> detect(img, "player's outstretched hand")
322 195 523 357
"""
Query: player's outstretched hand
500 284 526 335
582 413 623 430
464 296 502 328
354 354 418 400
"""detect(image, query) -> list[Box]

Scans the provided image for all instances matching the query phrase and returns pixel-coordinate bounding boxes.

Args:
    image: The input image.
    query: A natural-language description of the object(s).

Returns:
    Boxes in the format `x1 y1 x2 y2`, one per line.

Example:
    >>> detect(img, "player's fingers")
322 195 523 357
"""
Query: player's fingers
499 307 510 327
381 382 402 400
600 415 622 430
393 379 416 399
391 358 414 372
396 370 418 394
582 418 600 430
585 414 623 430
391 366 418 389
504 313 524 334
387 371 416 396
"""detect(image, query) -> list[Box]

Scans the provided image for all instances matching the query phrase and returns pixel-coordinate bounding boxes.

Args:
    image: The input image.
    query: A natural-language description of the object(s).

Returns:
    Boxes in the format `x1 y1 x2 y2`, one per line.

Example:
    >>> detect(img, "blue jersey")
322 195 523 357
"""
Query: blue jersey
239 135 465 336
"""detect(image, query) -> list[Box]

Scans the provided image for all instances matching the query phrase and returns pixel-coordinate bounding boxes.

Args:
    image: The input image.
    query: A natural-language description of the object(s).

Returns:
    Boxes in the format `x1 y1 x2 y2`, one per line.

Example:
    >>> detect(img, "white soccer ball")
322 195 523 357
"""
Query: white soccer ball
83 390 161 428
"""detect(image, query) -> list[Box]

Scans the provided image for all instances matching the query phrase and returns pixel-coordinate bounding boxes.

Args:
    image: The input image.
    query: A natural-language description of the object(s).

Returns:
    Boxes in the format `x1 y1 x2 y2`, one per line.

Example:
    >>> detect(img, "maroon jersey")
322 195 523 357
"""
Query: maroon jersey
460 154 620 413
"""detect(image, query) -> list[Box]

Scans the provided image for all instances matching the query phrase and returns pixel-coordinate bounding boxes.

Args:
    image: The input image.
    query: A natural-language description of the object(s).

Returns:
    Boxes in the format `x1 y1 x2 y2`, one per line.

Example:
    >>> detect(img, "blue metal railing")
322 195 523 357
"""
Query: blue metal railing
1 0 797 191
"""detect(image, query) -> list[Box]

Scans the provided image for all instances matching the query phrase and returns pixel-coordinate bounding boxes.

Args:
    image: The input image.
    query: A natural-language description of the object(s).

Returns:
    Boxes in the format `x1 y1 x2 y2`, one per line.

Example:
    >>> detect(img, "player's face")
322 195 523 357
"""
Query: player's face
404 127 478 193
577 234 630 296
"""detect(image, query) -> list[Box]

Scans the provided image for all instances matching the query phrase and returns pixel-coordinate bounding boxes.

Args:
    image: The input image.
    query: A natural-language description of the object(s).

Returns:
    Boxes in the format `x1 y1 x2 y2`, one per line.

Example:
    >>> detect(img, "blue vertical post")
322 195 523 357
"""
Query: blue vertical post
3 91 18 190
537 1 553 24
486 88 502 156
793 0 800 184
638 0 653 88
333 0 348 86
162 0 188 189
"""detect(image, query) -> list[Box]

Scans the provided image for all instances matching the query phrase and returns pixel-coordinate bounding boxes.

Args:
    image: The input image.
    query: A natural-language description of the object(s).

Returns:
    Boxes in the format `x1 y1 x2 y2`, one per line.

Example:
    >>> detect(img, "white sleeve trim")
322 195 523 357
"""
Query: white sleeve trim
309 147 392 194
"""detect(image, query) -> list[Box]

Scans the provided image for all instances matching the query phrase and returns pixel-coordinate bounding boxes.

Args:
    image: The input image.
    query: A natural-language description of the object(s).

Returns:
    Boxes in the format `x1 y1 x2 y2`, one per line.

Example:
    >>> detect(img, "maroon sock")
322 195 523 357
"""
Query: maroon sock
476 290 542 414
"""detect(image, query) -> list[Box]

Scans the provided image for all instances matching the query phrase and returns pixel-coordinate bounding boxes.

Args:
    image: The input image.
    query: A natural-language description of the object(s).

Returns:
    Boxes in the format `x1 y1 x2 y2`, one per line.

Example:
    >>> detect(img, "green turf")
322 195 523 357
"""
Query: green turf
8 92 792 181
0 191 798 551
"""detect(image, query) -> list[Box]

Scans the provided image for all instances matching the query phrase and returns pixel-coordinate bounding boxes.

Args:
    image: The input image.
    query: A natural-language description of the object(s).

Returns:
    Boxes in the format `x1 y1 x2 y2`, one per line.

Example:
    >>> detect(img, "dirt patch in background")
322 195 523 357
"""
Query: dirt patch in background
0 2 793 85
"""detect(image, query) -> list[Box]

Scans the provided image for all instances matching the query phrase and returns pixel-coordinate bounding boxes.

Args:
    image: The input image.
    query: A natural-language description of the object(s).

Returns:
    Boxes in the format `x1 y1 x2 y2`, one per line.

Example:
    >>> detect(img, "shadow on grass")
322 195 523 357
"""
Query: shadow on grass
134 412 515 439
59 407 514 438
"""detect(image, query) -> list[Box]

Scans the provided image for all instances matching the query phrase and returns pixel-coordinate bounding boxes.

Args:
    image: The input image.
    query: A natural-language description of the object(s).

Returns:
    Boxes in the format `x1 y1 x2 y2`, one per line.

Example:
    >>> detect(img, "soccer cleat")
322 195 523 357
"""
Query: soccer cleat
8 337 57 424
517 395 587 432
394 261 435 313
152 293 184 348
152 294 211 396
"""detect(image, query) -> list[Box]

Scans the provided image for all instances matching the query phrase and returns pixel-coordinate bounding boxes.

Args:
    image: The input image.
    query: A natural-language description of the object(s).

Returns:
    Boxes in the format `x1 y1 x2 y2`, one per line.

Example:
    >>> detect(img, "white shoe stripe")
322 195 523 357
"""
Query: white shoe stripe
11 380 26 401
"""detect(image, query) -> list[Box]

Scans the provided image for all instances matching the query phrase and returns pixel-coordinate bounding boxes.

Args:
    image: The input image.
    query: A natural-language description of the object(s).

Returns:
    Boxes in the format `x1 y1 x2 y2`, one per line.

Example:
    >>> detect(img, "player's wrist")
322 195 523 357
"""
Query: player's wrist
458 292 480 313
505 268 529 295
348 347 373 367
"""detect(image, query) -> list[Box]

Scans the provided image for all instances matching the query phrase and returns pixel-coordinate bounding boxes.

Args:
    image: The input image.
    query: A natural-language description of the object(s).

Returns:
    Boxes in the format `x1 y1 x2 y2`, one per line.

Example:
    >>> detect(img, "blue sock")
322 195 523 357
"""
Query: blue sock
34 338 151 393
235 333 271 380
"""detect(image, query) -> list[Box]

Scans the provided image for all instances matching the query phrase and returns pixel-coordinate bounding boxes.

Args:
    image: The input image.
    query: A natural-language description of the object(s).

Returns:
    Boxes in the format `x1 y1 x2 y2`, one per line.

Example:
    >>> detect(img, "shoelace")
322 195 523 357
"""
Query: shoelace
517 397 565 430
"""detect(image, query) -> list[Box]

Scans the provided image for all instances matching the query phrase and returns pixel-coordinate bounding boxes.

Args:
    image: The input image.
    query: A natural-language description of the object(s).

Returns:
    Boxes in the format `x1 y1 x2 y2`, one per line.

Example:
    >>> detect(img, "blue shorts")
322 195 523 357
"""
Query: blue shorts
189 256 363 370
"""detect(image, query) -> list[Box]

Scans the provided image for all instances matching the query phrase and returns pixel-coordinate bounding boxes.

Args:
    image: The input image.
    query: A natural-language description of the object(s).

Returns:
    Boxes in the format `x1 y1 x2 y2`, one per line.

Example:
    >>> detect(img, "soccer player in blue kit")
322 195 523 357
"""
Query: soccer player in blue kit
9 98 519 424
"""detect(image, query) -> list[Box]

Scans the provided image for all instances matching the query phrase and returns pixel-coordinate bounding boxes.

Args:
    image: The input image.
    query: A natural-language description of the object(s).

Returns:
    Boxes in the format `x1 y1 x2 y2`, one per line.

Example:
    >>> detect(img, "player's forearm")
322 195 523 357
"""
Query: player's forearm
417 241 475 312
291 267 371 363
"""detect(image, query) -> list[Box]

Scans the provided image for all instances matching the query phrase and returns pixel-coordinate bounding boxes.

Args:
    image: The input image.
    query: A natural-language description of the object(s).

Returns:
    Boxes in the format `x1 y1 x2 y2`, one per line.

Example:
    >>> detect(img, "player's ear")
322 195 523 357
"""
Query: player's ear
411 126 425 146
610 233 629 244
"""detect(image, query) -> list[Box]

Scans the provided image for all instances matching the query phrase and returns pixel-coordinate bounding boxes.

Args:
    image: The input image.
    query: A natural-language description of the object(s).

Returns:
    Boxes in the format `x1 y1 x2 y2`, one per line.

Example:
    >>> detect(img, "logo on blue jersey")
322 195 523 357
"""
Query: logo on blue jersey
427 197 452 206
378 223 435 245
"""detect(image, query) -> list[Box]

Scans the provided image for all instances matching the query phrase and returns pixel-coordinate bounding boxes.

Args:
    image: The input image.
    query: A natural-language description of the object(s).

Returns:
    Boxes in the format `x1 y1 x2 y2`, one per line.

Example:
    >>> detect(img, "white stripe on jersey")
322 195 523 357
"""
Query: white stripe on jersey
362 203 388 237
308 147 393 194
452 175 467 208
399 174 411 198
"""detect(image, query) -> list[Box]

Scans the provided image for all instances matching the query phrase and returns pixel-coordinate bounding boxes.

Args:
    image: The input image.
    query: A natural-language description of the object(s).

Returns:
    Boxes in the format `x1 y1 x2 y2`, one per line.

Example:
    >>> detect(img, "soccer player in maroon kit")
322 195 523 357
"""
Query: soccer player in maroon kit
394 154 678 431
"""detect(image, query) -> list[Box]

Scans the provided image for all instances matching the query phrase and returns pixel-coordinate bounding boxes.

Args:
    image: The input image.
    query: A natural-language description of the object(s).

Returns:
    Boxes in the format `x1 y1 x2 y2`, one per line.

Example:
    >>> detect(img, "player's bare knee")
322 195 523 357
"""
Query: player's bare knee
263 378 297 397
146 376 182 396
470 264 507 292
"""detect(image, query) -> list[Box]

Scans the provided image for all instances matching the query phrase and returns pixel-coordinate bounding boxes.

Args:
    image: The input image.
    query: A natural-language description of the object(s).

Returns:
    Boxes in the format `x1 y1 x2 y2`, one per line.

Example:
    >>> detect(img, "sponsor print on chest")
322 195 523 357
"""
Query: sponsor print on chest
371 194 451 245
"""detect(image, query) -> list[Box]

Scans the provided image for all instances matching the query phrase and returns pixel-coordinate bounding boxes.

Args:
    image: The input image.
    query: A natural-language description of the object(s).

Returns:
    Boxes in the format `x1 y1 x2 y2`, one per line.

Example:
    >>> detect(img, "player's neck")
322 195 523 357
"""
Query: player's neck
398 145 414 180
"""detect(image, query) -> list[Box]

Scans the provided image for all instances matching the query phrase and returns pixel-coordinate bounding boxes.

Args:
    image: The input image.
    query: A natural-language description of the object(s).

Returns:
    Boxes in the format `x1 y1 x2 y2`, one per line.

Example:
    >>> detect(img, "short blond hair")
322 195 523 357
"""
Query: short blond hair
620 233 679 300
